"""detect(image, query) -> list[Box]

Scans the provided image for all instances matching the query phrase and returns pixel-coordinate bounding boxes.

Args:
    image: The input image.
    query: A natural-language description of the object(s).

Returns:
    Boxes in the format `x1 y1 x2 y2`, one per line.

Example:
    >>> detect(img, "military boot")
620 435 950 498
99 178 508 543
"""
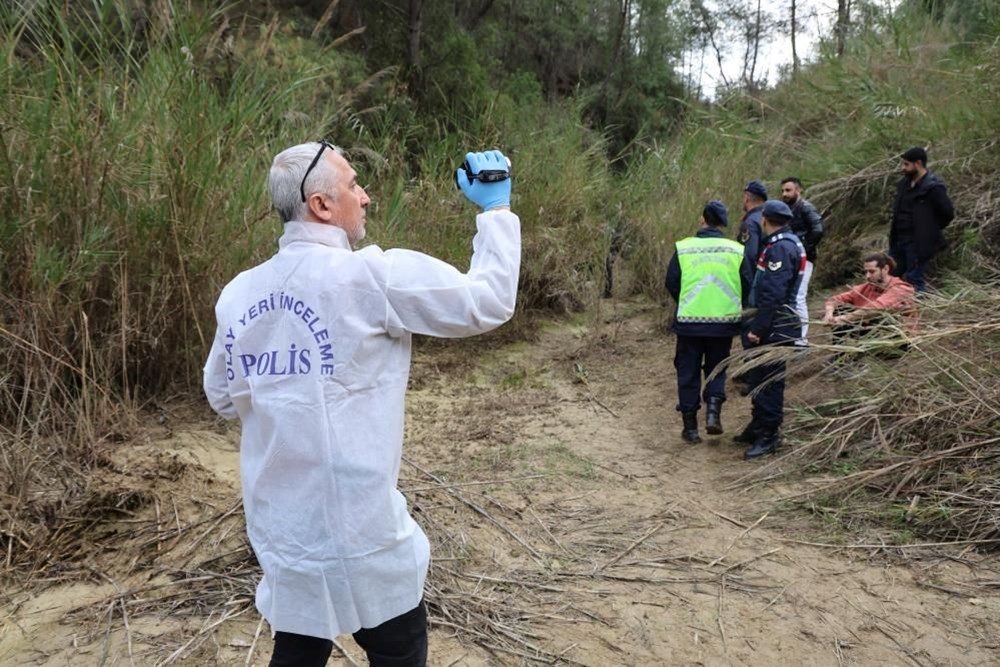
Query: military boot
705 397 724 435
733 418 760 445
681 412 702 444
743 427 781 460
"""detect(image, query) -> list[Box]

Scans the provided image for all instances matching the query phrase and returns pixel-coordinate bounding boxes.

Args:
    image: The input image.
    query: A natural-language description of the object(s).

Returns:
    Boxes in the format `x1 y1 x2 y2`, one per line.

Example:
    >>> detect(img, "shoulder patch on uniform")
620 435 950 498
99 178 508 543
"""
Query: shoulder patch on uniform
768 260 782 271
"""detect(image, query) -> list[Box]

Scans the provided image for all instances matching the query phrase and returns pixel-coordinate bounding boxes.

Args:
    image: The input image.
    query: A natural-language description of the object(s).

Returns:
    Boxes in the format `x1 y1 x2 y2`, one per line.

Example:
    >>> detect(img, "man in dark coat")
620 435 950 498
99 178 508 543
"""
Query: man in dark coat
889 147 955 292
732 180 769 393
737 180 768 267
738 200 806 461
781 177 824 344
665 201 752 443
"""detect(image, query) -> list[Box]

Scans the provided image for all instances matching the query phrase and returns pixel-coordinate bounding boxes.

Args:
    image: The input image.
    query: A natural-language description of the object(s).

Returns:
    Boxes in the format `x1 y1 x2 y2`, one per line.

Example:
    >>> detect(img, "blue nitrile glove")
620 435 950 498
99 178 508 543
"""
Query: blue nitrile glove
456 150 511 211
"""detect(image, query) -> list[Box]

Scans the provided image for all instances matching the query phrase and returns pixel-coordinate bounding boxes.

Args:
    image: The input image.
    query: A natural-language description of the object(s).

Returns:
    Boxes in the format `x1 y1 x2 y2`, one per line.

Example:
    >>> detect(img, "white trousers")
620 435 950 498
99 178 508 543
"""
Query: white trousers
795 260 814 345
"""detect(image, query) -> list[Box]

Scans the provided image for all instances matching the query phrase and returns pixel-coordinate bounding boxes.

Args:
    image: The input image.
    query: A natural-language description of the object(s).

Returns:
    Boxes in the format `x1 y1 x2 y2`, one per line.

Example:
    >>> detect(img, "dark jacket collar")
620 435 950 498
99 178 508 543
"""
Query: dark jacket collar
901 170 943 195
696 227 726 238
742 204 764 220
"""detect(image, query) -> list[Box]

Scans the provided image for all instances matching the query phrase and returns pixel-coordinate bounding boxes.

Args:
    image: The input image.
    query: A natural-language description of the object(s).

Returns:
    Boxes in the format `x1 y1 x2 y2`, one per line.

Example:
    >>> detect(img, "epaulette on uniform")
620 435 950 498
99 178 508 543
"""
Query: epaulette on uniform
757 232 807 274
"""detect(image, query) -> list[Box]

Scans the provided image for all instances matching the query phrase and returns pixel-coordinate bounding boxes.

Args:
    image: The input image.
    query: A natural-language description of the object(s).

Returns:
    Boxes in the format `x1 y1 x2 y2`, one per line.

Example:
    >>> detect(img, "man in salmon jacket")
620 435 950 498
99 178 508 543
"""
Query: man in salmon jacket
204 143 520 667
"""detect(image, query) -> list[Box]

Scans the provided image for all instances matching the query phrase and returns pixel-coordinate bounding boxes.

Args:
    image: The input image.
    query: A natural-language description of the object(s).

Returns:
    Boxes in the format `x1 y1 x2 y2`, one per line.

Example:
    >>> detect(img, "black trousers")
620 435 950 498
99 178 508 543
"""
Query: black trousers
673 335 732 413
750 360 785 429
888 241 928 292
269 600 428 667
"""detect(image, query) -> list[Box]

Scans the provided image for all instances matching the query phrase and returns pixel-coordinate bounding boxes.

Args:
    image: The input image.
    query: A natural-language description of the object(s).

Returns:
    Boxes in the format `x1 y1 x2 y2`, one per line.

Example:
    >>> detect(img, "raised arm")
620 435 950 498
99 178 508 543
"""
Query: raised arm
381 209 521 338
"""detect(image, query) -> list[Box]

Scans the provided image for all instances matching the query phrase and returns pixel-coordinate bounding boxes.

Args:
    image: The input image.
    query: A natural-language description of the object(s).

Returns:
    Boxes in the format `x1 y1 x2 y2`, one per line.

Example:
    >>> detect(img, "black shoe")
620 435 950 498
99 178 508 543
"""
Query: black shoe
705 398 723 435
733 419 760 445
743 429 781 460
681 412 702 444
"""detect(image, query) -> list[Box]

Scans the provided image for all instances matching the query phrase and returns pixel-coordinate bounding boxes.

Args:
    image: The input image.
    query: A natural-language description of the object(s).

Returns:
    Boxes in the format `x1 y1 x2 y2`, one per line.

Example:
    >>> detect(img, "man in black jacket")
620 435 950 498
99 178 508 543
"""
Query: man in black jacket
889 147 955 292
781 177 823 344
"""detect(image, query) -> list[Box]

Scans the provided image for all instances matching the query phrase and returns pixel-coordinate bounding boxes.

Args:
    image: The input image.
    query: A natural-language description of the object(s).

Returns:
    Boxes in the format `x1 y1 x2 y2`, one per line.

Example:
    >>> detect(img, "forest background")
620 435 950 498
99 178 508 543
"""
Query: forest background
1 0 999 582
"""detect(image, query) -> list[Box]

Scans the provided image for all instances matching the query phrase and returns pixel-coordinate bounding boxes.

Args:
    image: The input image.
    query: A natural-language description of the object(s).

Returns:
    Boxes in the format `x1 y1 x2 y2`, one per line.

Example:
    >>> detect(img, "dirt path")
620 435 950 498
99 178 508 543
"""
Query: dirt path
465 300 998 667
2 299 998 666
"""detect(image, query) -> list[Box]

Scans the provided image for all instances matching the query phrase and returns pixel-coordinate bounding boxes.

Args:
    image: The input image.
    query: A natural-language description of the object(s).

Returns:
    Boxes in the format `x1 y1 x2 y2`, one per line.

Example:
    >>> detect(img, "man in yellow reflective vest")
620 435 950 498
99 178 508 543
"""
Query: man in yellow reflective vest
665 201 753 443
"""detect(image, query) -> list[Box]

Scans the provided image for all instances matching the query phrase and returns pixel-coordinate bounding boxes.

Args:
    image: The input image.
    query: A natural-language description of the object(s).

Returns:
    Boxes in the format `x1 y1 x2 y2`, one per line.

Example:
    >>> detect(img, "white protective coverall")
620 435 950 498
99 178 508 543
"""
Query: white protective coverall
203 210 520 639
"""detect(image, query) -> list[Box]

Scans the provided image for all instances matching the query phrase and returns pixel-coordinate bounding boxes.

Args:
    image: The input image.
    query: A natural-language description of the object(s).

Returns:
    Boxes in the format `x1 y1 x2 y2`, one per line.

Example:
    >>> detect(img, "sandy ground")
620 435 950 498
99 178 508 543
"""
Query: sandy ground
1 298 998 666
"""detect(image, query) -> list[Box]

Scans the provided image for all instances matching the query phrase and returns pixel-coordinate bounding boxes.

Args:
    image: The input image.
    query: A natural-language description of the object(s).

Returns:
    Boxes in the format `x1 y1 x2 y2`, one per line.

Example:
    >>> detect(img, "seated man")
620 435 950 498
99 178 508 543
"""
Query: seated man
823 252 917 335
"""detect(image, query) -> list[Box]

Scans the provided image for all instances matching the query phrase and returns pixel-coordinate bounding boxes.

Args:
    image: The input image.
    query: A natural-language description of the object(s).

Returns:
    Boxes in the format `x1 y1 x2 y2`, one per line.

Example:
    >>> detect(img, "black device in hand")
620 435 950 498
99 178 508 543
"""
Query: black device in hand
454 156 511 190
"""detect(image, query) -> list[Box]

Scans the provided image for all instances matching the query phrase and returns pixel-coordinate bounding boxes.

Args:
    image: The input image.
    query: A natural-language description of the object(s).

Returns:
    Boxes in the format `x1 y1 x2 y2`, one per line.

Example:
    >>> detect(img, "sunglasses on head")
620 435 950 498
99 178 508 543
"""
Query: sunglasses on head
300 140 337 203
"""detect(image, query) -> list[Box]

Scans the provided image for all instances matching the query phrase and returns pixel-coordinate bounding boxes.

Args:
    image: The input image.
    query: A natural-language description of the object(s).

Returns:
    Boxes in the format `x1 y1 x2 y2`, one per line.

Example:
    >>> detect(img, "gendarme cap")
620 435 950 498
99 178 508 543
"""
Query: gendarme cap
703 200 729 227
761 199 793 222
744 180 768 199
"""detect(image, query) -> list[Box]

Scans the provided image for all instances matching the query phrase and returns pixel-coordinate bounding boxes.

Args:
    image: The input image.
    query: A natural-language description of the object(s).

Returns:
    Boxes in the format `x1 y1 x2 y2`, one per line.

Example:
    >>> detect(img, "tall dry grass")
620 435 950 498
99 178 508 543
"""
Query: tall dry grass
0 2 618 578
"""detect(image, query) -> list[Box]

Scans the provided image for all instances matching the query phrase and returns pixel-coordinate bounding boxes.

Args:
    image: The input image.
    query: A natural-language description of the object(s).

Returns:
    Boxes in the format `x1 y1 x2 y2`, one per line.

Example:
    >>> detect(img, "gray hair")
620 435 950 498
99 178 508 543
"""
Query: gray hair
268 142 344 223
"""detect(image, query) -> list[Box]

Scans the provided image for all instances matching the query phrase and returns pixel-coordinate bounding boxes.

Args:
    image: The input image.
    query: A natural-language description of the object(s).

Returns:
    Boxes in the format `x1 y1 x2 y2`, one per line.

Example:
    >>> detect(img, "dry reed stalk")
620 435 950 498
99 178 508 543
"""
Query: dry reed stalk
730 286 1000 551
49 461 796 664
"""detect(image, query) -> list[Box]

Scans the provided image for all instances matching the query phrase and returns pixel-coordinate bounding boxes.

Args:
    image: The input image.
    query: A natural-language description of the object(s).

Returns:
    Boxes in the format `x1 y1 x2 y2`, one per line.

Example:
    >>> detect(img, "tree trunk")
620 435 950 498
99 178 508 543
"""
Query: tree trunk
836 0 849 57
406 0 423 70
469 0 497 29
601 0 630 103
790 0 798 75
747 0 762 90
609 0 630 76
699 3 730 89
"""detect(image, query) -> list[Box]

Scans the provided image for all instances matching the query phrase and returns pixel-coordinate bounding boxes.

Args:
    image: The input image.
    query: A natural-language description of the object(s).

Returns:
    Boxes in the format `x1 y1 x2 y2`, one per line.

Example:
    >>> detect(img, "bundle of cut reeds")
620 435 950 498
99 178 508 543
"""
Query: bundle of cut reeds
735 286 1000 547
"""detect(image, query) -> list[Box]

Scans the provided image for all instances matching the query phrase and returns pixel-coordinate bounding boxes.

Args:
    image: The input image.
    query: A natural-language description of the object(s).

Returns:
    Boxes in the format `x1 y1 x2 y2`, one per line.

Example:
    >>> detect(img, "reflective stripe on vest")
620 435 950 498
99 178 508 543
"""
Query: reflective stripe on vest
676 237 744 324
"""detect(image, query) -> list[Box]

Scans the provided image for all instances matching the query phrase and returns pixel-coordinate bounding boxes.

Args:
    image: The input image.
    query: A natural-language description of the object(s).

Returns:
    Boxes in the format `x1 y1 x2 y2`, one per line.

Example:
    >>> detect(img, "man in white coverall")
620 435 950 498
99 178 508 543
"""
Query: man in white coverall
203 142 520 666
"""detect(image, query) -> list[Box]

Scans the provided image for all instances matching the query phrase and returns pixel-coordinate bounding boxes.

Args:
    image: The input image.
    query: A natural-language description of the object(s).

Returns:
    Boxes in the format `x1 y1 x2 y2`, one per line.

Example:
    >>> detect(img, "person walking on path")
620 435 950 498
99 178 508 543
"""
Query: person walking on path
781 176 824 344
203 143 520 667
665 201 752 443
889 146 954 292
737 200 806 461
